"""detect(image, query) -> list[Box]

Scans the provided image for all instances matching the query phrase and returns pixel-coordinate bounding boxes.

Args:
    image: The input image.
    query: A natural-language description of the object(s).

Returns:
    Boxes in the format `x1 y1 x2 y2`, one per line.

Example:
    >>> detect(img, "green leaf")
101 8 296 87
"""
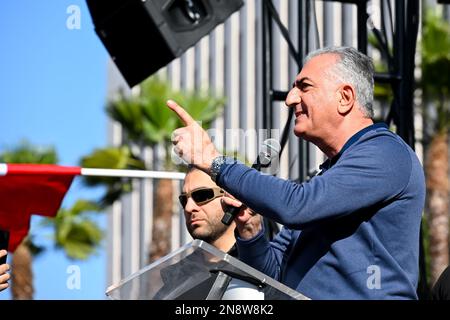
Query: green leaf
82 75 226 205
47 200 104 260
81 146 142 170
70 200 101 216
105 76 224 149
421 9 450 132
80 146 145 201
0 140 57 164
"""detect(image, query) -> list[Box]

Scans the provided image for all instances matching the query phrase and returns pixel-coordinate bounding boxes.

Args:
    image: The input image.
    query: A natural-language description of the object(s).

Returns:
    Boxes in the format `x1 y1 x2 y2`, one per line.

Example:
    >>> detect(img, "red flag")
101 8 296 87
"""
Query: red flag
0 164 81 252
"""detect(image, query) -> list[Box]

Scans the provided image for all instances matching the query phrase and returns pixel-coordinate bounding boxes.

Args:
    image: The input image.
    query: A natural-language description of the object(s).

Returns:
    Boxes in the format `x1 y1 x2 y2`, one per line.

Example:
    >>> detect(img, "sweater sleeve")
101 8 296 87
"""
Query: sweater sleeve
236 226 298 281
217 133 413 229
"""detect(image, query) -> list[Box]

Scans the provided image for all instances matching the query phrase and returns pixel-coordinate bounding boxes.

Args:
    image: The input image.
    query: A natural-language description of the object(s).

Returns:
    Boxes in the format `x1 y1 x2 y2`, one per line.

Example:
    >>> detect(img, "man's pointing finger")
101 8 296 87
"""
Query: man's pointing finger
166 100 195 126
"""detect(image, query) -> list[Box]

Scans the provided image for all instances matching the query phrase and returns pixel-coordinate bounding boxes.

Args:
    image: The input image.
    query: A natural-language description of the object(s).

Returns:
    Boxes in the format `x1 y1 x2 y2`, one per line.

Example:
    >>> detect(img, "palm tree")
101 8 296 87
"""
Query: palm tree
0 141 103 299
83 76 224 262
421 9 450 286
42 200 103 260
81 146 145 206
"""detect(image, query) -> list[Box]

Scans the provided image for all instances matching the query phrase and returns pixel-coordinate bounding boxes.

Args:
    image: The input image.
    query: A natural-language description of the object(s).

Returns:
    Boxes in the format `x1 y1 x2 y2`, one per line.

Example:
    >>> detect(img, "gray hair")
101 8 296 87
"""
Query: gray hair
305 46 374 118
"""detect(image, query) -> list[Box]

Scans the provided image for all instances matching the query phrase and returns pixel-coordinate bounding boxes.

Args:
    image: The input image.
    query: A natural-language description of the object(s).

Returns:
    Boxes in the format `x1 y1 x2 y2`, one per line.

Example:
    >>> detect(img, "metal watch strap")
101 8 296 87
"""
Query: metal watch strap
210 156 227 182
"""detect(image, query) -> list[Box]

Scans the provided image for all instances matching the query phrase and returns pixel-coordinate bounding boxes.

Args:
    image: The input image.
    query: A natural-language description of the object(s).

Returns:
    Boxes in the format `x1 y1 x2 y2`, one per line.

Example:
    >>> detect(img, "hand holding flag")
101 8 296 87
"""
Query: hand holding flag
0 164 80 252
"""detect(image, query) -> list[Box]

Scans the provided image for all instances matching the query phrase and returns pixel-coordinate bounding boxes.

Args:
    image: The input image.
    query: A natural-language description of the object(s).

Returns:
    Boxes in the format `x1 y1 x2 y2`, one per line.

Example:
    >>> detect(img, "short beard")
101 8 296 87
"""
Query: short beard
189 223 229 244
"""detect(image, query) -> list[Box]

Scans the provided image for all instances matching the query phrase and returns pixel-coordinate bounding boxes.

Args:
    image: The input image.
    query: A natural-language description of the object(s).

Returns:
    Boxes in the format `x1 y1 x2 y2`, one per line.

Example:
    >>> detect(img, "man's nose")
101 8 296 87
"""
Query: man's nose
184 197 199 213
285 88 301 108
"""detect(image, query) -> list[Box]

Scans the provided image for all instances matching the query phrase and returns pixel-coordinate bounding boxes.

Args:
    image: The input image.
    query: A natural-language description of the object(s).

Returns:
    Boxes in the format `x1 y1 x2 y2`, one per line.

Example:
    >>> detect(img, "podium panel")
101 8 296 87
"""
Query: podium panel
106 240 309 300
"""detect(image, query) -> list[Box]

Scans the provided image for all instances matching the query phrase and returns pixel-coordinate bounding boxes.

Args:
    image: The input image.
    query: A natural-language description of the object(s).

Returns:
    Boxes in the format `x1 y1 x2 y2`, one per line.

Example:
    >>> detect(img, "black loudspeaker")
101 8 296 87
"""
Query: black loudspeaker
87 0 243 87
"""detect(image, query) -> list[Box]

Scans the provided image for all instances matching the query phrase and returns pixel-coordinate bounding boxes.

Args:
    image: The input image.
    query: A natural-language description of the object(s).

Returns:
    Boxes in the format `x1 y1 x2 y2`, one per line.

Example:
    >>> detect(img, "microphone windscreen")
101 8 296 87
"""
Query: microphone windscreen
258 139 281 166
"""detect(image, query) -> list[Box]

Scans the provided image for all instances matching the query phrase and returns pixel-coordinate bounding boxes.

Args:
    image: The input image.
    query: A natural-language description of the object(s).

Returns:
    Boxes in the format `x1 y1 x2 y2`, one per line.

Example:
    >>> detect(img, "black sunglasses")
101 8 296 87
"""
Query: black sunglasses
179 187 224 208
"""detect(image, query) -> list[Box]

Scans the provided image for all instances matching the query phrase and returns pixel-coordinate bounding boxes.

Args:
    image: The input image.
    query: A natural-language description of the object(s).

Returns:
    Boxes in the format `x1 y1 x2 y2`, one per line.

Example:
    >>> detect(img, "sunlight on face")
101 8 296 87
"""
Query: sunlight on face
182 169 229 243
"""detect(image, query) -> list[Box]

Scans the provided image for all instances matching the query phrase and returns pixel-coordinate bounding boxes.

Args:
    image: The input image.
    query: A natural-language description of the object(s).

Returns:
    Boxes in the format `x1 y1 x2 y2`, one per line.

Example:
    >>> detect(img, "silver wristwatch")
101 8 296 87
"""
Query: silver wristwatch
210 156 227 182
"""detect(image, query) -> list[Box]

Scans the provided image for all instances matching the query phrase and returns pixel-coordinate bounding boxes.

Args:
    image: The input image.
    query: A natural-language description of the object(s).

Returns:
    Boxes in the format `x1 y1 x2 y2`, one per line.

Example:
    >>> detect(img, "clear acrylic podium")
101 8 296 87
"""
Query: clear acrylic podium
106 239 309 300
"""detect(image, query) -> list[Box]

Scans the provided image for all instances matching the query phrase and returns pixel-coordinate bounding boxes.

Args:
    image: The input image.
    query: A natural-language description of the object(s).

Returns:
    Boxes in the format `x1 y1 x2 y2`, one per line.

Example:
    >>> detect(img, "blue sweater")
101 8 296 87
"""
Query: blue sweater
216 124 425 299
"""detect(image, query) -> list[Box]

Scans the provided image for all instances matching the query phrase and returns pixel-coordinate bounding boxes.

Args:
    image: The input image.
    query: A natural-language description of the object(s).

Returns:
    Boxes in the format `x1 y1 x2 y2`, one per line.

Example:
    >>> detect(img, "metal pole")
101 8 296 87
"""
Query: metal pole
357 0 368 54
262 0 273 132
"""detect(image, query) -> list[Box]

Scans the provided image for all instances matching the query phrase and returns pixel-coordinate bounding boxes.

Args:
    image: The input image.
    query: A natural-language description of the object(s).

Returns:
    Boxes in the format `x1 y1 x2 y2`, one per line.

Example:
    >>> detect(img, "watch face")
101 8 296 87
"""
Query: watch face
211 156 226 181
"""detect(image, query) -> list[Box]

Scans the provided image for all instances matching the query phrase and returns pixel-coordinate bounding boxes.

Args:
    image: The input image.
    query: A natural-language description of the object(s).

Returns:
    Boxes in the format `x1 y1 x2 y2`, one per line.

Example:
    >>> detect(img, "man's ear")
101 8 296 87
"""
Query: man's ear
337 84 356 115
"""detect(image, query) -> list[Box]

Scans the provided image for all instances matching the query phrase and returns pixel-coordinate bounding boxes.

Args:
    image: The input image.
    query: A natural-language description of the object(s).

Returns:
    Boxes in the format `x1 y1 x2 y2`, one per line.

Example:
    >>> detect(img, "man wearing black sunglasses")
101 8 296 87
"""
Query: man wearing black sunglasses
180 167 253 254
153 167 254 299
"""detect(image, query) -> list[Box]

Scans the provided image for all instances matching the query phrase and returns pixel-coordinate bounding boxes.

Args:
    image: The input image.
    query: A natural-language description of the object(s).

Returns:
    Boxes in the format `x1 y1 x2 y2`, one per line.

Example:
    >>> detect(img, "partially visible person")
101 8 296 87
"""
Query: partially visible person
0 250 10 292
154 167 256 299
180 166 239 255
432 266 450 300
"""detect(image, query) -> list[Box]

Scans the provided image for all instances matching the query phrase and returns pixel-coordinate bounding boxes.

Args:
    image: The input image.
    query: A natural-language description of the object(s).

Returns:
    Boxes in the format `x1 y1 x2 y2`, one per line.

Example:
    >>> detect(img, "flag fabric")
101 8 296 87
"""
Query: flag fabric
0 163 185 253
0 164 81 252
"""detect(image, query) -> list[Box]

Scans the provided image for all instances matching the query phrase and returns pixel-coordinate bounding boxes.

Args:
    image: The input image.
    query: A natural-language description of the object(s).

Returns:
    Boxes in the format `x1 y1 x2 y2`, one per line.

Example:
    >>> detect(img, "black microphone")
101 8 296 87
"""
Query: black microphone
221 139 281 225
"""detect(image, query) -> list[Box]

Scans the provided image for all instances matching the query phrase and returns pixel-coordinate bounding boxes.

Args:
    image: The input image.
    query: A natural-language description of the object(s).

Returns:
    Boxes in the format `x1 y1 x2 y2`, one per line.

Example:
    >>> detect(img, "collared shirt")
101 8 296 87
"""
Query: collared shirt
319 122 388 173
219 123 425 299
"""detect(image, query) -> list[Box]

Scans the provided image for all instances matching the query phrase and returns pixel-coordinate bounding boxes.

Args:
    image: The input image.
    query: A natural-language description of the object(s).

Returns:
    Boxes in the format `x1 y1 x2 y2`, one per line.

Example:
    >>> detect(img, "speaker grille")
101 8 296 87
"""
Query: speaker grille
87 0 243 87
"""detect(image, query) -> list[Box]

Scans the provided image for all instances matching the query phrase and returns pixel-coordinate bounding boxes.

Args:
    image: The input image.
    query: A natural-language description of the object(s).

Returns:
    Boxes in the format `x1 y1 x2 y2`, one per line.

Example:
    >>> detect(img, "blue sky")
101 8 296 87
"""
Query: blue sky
0 1 109 299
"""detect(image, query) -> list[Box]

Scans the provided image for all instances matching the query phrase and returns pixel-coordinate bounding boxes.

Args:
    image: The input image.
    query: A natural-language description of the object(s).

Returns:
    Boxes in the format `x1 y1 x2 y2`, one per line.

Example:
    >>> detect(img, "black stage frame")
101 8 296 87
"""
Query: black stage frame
260 0 427 297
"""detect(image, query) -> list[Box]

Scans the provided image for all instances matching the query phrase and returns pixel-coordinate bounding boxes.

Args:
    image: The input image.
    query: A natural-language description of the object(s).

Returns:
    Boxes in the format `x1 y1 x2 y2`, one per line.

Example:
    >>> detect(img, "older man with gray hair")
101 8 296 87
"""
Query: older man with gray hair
167 46 425 299
0 250 10 292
